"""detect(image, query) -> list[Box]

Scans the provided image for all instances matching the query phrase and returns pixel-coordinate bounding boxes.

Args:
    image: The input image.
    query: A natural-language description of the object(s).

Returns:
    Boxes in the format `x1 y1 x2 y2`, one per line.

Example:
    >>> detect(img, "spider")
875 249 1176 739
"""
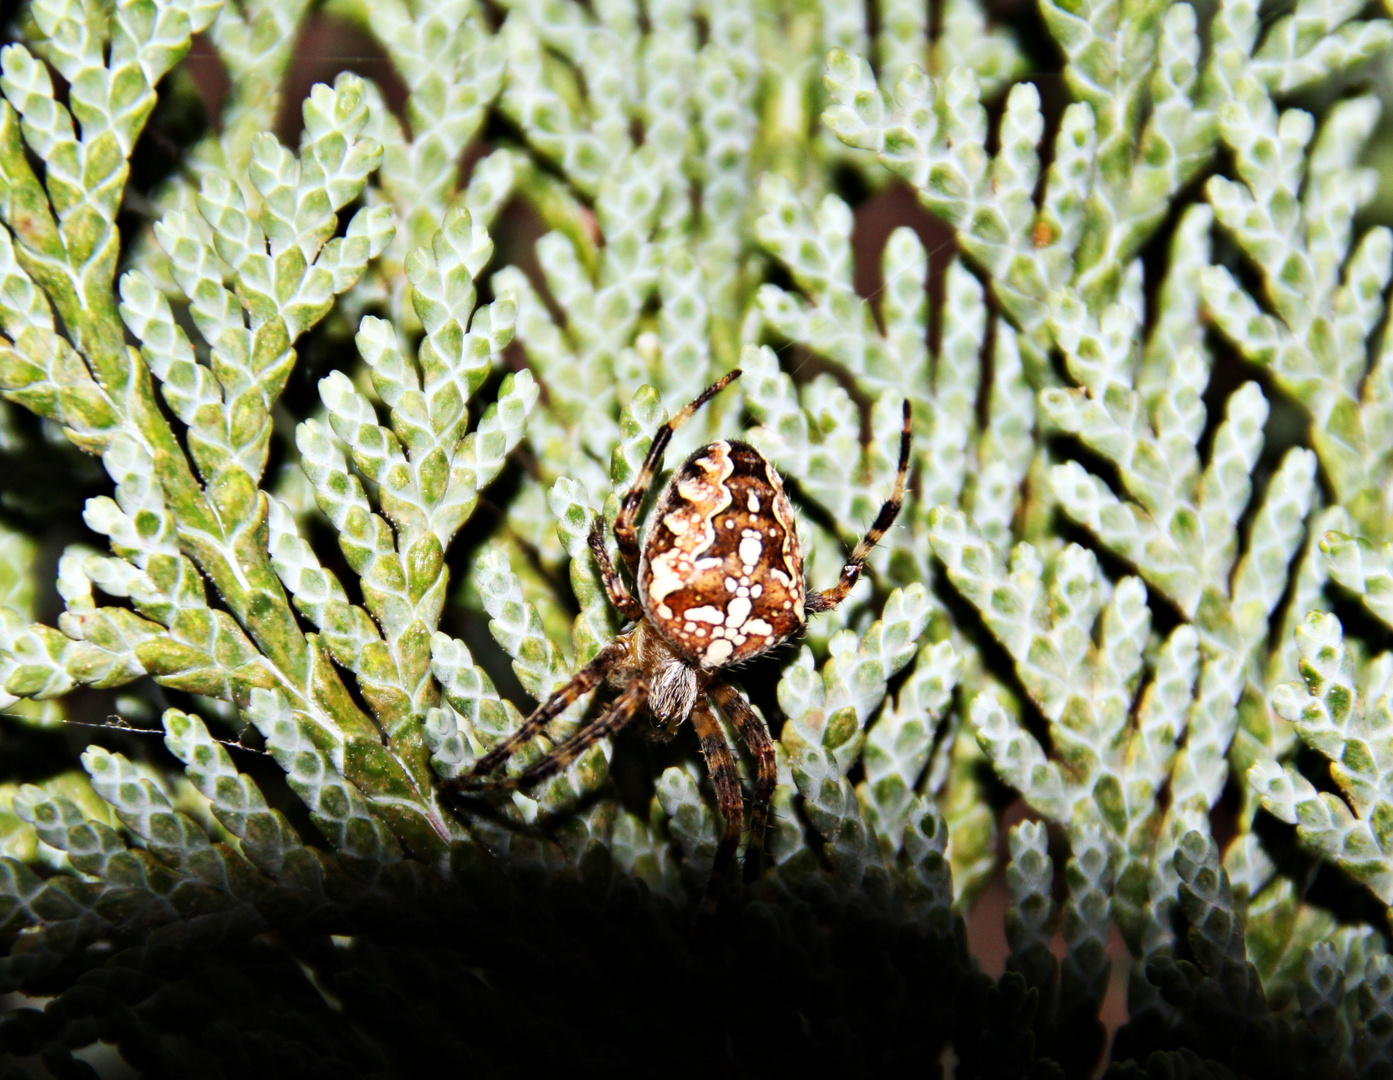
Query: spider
447 369 912 884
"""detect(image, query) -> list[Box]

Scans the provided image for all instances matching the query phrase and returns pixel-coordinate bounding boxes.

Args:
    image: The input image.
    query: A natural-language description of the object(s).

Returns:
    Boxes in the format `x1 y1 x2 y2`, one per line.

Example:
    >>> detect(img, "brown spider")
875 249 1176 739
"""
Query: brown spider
447 369 912 884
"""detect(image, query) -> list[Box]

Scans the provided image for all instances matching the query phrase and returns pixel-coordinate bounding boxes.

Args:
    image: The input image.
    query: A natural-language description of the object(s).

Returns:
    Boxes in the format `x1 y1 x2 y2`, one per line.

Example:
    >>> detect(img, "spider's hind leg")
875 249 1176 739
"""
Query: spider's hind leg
613 368 742 575
805 399 913 615
449 639 629 784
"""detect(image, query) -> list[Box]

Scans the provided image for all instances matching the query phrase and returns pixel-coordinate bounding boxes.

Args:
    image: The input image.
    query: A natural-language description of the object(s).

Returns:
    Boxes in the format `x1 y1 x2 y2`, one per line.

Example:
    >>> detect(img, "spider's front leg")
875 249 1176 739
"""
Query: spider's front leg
588 517 643 621
805 400 913 615
449 639 629 783
455 680 649 793
613 369 742 574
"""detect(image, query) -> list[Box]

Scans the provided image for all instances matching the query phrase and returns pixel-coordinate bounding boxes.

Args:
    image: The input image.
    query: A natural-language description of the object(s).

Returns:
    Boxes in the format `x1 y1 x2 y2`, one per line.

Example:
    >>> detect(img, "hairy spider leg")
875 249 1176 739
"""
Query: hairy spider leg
805 399 913 614
588 517 643 620
613 368 743 575
708 681 777 882
454 639 628 781
456 681 649 793
690 696 744 886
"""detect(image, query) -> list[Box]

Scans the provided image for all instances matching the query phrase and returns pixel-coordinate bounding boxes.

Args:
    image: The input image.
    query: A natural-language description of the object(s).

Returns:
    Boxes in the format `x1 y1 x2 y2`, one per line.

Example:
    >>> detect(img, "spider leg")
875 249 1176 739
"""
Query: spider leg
708 680 776 883
613 368 742 575
588 517 643 620
451 639 628 782
457 680 648 792
690 696 743 886
805 399 913 615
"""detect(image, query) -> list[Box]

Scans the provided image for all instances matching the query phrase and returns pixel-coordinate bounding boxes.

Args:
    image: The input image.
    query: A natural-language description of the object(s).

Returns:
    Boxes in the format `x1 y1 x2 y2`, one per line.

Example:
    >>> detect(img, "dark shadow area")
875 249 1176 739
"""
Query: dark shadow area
0 844 1367 1080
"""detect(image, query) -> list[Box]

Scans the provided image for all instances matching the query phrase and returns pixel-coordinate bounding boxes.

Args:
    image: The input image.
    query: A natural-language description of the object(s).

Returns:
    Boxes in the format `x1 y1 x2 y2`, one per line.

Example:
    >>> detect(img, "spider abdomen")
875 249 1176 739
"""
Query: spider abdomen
637 439 805 670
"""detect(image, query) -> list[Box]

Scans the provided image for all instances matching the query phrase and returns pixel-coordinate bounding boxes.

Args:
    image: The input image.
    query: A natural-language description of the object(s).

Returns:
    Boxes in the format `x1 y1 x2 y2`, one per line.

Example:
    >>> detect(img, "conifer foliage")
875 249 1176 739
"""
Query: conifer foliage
0 0 1391 1075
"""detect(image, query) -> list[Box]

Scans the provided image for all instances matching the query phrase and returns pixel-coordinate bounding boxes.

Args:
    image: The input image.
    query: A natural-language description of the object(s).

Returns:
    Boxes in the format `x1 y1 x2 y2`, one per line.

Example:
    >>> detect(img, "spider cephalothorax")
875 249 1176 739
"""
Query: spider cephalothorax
448 370 912 885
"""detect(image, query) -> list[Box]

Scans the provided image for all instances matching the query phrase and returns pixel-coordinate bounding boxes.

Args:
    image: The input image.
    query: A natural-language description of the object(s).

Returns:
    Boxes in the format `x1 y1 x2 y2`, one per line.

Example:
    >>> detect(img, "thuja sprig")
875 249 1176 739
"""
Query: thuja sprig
1250 613 1393 916
1040 269 1318 720
1324 529 1393 634
754 174 930 400
859 640 961 859
350 0 510 329
0 0 537 872
879 0 1023 93
125 0 315 292
749 169 1029 898
490 0 687 436
0 0 218 454
485 0 763 505
752 178 1035 574
550 385 668 665
931 511 1206 944
1203 89 1393 542
280 203 530 844
72 73 465 861
739 328 1010 896
823 0 1389 361
774 583 934 894
1000 822 1115 1074
1116 831 1393 1077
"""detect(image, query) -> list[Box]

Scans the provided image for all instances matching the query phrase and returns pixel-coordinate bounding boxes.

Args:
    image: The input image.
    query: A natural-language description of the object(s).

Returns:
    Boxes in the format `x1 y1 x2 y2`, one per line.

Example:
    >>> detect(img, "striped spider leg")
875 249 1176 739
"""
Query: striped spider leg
612 368 742 575
804 399 913 615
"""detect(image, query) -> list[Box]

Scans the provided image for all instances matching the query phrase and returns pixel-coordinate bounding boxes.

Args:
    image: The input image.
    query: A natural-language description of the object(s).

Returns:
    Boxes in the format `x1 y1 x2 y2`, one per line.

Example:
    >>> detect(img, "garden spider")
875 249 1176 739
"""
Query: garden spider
448 369 912 884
